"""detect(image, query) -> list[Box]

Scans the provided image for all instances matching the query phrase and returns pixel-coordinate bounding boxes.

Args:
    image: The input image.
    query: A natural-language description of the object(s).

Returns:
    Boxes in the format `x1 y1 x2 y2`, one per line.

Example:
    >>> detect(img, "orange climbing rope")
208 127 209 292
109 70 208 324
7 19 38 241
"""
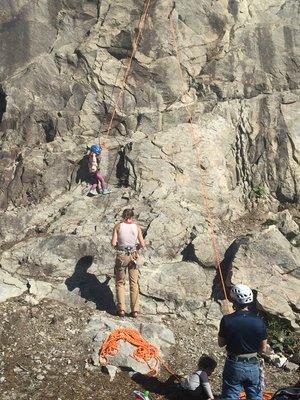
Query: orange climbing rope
99 327 181 379
99 0 229 310
168 9 230 311
95 0 152 209
99 327 161 375
101 0 152 149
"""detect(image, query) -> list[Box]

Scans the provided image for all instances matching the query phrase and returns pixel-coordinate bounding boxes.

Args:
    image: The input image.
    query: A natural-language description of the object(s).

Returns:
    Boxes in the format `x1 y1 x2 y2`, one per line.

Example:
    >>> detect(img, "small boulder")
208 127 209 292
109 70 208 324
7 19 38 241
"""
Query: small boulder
85 313 175 378
283 360 299 372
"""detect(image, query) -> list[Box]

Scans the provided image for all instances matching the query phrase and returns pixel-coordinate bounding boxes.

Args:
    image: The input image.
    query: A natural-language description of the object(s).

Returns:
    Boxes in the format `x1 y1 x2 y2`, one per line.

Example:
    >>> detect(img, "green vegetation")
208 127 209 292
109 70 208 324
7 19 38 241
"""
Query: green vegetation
252 185 266 198
267 317 300 355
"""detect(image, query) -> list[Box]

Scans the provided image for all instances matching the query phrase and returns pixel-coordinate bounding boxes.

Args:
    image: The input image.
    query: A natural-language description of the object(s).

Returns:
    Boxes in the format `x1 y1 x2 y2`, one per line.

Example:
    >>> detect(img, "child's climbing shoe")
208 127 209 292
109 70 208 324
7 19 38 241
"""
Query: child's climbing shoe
89 188 97 196
102 188 111 195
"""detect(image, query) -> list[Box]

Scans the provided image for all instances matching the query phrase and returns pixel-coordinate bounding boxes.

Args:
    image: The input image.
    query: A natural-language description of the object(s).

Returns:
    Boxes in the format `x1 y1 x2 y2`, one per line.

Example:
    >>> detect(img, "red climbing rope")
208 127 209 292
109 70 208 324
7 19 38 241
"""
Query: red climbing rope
101 0 152 149
99 0 230 311
168 10 230 312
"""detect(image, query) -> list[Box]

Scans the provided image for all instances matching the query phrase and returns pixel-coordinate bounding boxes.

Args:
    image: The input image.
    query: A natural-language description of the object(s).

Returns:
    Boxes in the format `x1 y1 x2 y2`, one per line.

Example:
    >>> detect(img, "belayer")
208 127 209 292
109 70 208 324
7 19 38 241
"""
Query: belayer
218 284 268 399
88 144 111 195
111 208 145 318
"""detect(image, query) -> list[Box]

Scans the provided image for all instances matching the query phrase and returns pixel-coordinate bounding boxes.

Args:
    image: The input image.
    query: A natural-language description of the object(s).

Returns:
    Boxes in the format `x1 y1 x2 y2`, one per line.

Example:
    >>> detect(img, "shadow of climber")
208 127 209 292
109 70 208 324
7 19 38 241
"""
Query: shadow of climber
76 154 90 184
65 256 116 314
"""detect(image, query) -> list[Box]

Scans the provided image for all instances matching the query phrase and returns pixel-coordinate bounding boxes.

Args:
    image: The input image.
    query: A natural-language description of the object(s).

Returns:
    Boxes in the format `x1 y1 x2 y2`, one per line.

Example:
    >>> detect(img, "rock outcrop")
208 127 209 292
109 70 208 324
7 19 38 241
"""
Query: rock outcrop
0 0 299 356
226 226 300 326
88 313 175 376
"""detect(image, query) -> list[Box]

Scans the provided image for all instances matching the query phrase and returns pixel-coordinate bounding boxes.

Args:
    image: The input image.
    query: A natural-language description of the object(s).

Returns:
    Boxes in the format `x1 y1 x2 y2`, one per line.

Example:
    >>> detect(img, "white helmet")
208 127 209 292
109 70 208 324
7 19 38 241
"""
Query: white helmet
230 284 253 305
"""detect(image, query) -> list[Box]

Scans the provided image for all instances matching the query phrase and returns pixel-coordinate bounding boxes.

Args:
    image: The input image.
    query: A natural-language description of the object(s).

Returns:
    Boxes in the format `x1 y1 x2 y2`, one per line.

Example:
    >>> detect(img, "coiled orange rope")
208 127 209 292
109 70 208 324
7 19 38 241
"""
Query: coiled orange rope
99 327 161 375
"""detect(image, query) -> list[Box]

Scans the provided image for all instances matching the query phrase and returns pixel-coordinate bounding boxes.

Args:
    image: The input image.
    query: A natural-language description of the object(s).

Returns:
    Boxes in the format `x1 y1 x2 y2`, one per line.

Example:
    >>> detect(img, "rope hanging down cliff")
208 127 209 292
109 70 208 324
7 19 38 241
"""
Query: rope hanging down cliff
167 8 230 311
101 0 152 149
99 0 229 309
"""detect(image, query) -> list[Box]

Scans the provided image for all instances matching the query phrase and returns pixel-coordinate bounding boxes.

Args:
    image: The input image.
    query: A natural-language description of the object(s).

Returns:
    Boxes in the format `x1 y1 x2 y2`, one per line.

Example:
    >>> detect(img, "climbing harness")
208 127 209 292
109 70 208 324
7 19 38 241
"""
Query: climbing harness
116 246 140 269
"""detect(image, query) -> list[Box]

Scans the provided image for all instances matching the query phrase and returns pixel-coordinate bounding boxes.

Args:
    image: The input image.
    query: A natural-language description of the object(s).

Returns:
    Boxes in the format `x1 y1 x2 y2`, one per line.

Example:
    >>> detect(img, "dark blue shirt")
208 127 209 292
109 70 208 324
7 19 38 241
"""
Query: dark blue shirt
219 310 267 355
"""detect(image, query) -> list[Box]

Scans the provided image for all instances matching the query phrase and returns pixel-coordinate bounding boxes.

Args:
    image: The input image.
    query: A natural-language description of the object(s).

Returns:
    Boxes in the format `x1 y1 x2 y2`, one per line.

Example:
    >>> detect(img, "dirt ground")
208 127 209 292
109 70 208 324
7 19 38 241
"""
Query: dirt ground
0 297 298 400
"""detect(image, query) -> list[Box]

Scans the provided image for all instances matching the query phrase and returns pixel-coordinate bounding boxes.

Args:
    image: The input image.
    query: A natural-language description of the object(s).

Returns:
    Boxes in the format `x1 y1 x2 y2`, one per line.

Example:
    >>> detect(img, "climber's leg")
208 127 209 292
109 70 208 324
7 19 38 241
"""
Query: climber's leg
114 253 130 315
88 172 98 195
128 263 139 314
95 171 106 191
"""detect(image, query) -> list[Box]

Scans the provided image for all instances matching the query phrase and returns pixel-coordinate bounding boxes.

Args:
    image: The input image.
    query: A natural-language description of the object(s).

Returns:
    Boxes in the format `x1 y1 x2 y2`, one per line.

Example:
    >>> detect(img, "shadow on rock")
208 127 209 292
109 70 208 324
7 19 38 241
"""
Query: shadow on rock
65 256 116 314
131 373 193 400
211 236 250 302
76 154 90 184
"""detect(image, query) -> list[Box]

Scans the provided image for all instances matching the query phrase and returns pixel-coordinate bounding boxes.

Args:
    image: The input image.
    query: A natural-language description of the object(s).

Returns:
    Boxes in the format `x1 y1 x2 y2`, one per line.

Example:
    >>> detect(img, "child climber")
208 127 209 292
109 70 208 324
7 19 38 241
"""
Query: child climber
88 144 110 195
180 355 217 399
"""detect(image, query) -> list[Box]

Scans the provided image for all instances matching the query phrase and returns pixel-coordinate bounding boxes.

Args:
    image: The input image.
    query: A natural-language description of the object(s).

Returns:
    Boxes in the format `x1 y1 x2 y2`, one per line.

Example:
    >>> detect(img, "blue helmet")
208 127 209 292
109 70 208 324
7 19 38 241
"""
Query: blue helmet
90 144 102 155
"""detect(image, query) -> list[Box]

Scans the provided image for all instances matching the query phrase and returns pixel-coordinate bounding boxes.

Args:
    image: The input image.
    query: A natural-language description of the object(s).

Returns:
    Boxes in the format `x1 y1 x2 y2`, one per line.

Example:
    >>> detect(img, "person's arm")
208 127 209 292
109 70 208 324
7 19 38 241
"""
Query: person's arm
137 225 145 248
199 372 214 399
218 316 227 347
218 335 226 347
259 339 267 353
111 224 119 247
258 321 268 353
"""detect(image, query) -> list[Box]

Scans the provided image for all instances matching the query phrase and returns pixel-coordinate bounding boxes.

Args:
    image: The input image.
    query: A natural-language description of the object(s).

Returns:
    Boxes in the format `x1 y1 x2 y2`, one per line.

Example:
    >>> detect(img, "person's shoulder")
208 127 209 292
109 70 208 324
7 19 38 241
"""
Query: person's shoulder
197 369 207 377
244 312 266 327
247 312 264 321
196 370 208 382
221 312 233 321
251 314 266 326
114 222 121 230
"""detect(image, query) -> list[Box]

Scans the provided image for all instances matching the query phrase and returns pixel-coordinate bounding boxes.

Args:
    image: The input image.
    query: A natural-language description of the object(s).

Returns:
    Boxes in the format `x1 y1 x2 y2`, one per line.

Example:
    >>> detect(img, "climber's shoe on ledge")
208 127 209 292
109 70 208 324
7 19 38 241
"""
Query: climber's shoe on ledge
102 188 111 195
88 188 97 196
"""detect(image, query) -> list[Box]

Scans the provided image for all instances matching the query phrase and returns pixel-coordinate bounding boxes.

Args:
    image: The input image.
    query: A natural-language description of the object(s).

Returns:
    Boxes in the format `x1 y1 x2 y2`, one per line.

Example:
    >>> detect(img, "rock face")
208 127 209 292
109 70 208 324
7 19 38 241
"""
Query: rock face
0 0 299 339
1 0 299 211
226 226 300 326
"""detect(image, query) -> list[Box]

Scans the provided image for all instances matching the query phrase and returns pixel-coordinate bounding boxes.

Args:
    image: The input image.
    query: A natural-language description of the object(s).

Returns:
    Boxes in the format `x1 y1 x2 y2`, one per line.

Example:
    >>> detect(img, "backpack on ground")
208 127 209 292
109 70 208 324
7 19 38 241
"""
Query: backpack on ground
271 387 300 400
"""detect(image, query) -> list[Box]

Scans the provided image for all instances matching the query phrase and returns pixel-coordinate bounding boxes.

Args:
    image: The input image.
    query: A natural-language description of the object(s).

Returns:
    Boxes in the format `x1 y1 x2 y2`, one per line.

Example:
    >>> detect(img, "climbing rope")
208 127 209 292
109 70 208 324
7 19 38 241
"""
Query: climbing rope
97 0 229 309
168 9 230 312
101 0 153 149
99 327 181 379
99 327 160 375
94 0 152 216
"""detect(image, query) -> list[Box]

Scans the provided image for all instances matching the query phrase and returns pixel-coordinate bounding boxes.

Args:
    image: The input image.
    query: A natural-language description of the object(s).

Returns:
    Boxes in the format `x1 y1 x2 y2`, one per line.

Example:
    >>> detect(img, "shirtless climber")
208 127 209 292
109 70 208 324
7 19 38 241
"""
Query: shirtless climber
111 208 145 318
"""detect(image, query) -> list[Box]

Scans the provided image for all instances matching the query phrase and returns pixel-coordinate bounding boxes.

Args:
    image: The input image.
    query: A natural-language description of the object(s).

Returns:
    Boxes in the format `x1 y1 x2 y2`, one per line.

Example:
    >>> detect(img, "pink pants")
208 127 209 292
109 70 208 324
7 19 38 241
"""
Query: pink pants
90 171 106 190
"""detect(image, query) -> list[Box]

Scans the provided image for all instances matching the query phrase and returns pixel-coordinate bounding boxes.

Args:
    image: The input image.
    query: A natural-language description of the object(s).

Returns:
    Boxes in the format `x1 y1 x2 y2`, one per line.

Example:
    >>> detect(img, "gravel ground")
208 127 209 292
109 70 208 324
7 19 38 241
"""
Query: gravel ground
0 297 298 400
